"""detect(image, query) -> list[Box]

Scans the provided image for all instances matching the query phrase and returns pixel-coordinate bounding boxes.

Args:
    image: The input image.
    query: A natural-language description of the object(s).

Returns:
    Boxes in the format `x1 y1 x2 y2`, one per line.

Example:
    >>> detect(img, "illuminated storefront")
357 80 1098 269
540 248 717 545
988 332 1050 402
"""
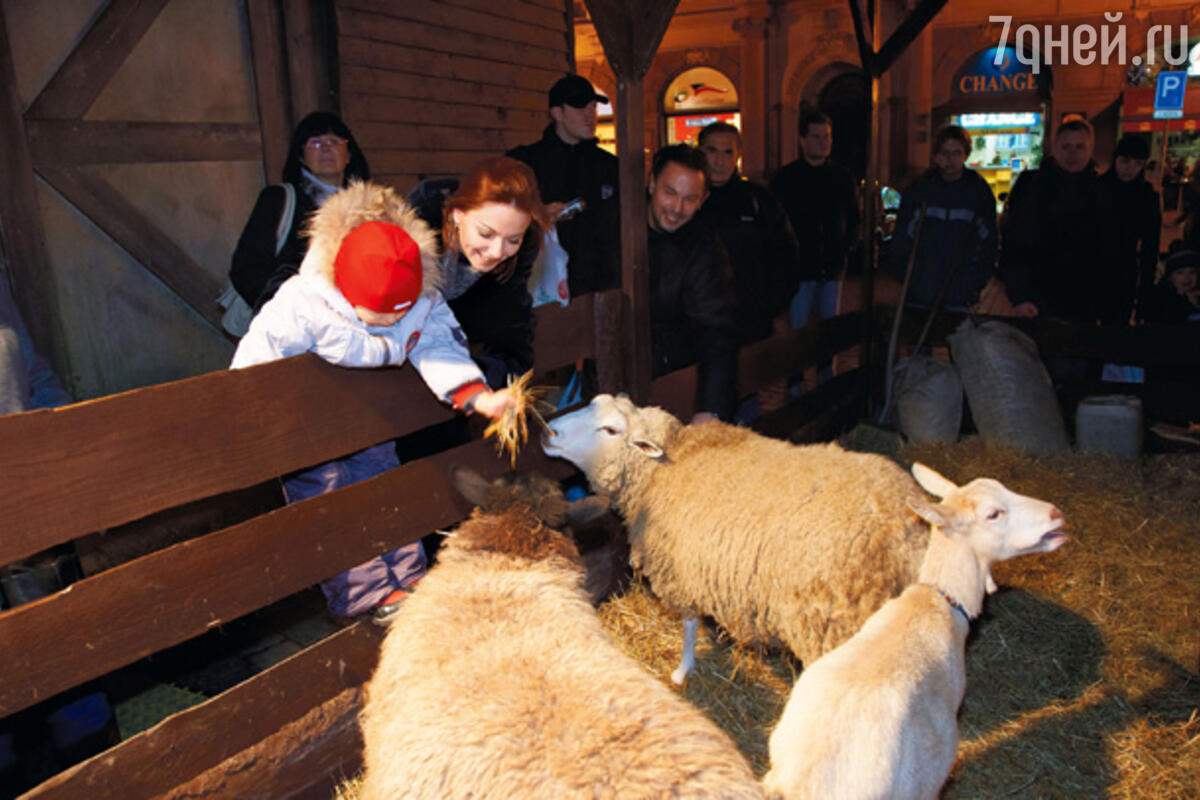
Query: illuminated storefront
1121 37 1200 217
661 66 739 145
939 46 1049 202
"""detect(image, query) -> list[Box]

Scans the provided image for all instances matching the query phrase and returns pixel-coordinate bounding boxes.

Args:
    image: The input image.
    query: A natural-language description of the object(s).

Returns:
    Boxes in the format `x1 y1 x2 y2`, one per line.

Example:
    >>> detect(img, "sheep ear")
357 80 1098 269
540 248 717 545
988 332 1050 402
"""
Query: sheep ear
452 467 492 507
907 497 952 529
628 438 666 460
911 462 958 499
565 494 610 525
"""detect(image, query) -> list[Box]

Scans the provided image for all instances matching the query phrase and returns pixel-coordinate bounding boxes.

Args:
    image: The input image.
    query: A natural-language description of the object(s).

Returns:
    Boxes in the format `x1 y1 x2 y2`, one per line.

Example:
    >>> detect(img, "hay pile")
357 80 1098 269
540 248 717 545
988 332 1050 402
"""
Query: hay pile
595 437 1199 798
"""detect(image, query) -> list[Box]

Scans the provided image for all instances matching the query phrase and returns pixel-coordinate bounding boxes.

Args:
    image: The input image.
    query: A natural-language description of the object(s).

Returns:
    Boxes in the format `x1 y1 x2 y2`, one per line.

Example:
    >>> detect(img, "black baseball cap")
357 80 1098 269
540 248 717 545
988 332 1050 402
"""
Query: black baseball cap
549 75 608 109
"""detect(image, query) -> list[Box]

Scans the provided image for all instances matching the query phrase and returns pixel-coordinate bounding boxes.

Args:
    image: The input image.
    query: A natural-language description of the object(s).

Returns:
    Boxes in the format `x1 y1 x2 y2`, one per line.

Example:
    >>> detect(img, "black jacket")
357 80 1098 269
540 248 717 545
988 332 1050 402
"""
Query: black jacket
408 178 537 389
648 220 739 419
770 158 859 281
888 168 997 310
1099 168 1162 324
230 183 319 309
1001 159 1120 323
508 125 620 296
700 174 801 344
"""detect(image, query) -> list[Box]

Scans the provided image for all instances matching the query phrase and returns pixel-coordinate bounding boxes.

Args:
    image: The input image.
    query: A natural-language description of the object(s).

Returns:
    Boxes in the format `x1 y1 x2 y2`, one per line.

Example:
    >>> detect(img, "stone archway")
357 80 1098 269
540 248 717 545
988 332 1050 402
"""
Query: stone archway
780 32 858 163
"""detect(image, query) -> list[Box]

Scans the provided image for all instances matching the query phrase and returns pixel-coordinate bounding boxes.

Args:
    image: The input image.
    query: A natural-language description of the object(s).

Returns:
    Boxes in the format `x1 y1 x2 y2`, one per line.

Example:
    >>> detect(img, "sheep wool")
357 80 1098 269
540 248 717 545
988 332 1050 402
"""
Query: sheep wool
358 496 762 800
544 395 931 667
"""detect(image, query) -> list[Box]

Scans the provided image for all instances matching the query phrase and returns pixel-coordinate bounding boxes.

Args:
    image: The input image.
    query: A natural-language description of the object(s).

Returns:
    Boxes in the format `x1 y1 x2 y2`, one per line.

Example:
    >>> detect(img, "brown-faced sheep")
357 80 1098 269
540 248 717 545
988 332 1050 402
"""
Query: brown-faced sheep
763 463 1067 800
356 469 763 800
541 393 932 683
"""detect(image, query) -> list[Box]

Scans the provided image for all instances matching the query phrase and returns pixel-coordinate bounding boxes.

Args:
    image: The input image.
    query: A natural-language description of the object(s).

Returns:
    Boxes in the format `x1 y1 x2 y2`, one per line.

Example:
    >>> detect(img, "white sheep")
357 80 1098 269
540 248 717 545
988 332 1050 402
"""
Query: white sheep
762 462 1067 800
541 393 932 683
357 469 763 800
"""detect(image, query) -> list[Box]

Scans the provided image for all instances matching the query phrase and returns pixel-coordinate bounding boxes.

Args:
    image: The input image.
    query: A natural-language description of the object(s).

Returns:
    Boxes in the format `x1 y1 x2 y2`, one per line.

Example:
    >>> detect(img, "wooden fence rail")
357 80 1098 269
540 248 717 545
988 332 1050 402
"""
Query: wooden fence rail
3 294 866 798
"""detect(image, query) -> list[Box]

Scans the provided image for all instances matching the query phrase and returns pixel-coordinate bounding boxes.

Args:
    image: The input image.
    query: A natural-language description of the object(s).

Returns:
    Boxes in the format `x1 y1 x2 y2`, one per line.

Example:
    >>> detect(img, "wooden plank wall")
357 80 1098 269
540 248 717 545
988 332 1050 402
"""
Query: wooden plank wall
336 0 572 191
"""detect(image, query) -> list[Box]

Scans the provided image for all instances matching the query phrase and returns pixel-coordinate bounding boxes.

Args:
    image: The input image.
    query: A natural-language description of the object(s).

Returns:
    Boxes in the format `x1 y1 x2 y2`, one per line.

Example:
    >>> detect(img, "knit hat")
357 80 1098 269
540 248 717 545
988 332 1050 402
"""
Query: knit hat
1163 248 1200 277
334 221 422 313
1114 135 1150 161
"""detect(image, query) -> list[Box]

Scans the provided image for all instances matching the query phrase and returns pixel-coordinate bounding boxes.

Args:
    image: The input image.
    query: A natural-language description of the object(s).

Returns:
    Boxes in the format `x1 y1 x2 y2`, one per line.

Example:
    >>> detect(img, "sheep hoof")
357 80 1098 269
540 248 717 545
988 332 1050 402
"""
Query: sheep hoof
670 667 688 686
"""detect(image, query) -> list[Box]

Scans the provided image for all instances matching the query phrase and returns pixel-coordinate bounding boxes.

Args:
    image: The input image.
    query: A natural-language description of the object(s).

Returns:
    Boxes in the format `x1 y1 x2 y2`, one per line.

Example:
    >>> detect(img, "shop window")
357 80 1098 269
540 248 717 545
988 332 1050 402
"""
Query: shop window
953 112 1044 212
594 97 616 155
662 66 740 145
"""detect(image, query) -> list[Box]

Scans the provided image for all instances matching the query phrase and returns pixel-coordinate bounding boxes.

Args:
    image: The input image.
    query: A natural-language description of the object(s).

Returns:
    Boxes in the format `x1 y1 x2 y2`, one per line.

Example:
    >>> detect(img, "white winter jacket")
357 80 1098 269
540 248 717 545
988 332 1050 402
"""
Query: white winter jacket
230 182 487 407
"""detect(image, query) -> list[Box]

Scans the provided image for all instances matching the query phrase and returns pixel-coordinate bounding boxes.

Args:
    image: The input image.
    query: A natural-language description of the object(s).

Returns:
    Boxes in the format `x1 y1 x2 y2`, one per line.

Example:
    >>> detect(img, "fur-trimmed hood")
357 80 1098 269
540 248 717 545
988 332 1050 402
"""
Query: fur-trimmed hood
298 180 443 295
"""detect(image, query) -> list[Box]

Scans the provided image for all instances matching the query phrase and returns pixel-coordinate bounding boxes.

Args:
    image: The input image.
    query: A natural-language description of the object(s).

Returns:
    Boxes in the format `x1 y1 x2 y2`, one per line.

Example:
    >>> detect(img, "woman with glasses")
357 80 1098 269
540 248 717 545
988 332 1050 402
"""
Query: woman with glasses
228 111 370 317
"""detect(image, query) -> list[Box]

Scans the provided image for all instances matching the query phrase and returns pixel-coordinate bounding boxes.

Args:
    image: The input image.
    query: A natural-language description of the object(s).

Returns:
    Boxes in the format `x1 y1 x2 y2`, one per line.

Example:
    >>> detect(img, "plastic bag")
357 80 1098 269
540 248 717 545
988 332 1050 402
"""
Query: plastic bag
528 228 570 307
948 319 1068 453
893 354 963 444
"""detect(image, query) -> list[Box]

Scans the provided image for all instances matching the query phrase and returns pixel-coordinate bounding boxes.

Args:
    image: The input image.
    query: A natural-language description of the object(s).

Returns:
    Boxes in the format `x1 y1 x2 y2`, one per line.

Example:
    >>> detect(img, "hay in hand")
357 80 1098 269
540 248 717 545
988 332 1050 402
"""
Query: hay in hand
483 370 555 467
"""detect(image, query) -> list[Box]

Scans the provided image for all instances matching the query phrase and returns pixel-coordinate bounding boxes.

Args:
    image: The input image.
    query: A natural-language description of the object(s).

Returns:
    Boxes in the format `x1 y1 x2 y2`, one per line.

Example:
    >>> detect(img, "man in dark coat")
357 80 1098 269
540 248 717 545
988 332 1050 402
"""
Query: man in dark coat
646 144 739 423
507 74 620 297
698 121 801 345
770 110 859 334
888 124 997 312
1099 134 1161 324
1001 118 1119 323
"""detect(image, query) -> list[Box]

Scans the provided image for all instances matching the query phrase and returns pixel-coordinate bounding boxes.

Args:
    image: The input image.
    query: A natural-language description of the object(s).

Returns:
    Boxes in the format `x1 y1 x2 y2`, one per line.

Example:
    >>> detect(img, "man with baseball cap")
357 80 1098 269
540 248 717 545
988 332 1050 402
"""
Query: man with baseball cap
508 74 620 297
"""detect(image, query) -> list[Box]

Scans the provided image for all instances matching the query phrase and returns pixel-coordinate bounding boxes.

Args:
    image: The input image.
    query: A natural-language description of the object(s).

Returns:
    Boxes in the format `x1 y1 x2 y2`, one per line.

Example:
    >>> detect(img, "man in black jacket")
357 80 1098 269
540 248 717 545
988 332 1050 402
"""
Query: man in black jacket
508 74 620 297
698 122 801 345
770 110 858 386
1001 118 1119 323
646 144 739 423
1100 135 1161 324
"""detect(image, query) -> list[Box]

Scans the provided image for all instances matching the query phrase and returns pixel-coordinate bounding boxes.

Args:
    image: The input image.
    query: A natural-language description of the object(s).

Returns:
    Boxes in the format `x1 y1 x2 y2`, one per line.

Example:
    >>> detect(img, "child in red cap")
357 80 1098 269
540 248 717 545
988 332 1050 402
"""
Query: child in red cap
232 182 513 624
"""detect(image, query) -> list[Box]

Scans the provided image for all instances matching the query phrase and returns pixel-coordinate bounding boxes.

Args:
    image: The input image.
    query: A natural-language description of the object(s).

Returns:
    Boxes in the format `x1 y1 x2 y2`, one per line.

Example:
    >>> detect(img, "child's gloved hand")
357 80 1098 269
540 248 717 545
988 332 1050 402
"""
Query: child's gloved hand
472 388 515 419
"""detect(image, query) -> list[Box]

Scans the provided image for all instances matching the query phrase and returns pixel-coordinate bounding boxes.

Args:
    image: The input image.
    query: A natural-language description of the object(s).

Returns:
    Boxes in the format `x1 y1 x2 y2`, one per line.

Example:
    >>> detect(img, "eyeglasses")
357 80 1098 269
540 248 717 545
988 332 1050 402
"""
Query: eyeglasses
305 135 347 151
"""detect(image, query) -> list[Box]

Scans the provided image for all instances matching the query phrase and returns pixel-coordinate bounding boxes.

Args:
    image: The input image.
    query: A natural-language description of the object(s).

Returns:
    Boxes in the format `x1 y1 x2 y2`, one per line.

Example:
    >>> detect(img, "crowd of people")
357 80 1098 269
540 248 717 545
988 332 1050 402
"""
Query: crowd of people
4 76 1198 630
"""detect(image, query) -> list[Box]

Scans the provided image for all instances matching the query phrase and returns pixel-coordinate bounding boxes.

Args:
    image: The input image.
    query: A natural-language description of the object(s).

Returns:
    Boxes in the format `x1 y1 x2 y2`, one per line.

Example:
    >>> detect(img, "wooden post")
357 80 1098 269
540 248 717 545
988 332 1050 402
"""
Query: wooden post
247 0 293 184
846 0 948 416
615 77 651 401
0 5 68 378
583 0 680 403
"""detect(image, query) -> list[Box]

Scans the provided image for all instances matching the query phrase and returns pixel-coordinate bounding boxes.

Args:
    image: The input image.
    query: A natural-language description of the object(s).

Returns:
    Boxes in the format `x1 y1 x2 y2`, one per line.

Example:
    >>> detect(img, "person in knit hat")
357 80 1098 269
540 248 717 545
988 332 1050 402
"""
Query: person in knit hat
232 181 514 624
1099 133 1161 324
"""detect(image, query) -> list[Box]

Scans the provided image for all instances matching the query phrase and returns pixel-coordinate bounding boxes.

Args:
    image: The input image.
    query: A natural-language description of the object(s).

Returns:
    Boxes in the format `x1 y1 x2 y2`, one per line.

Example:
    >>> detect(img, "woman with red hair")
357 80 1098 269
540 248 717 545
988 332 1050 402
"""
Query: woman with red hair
409 156 551 389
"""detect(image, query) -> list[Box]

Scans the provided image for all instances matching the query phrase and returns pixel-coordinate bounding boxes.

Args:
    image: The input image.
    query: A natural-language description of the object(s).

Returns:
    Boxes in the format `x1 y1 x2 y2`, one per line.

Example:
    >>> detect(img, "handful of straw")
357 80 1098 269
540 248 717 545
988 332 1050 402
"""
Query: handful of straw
483 371 555 467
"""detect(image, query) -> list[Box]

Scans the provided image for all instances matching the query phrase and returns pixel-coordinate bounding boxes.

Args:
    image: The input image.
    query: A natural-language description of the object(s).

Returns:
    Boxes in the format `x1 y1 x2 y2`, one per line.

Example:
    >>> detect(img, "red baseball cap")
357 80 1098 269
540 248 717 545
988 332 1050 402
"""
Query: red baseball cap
334 221 423 313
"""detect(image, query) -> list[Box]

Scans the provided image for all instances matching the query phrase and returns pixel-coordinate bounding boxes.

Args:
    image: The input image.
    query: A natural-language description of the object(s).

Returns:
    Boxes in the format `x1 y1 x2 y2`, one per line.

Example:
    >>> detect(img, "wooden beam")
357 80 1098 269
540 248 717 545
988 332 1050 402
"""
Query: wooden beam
37 166 225 332
875 0 950 75
0 6 68 373
26 121 262 165
846 0 875 76
25 0 170 120
24 624 382 799
580 0 677 402
247 0 292 184
896 312 1200 365
753 369 863 441
615 77 651 402
736 312 863 390
0 436 573 715
647 313 864 421
583 0 677 80
0 297 604 563
531 291 599 374
282 0 327 118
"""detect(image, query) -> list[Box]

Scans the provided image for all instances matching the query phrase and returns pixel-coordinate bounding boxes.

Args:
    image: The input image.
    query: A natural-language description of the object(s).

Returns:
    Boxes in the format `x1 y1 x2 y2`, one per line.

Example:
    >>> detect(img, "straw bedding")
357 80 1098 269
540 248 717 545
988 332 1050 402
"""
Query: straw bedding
596 436 1198 798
